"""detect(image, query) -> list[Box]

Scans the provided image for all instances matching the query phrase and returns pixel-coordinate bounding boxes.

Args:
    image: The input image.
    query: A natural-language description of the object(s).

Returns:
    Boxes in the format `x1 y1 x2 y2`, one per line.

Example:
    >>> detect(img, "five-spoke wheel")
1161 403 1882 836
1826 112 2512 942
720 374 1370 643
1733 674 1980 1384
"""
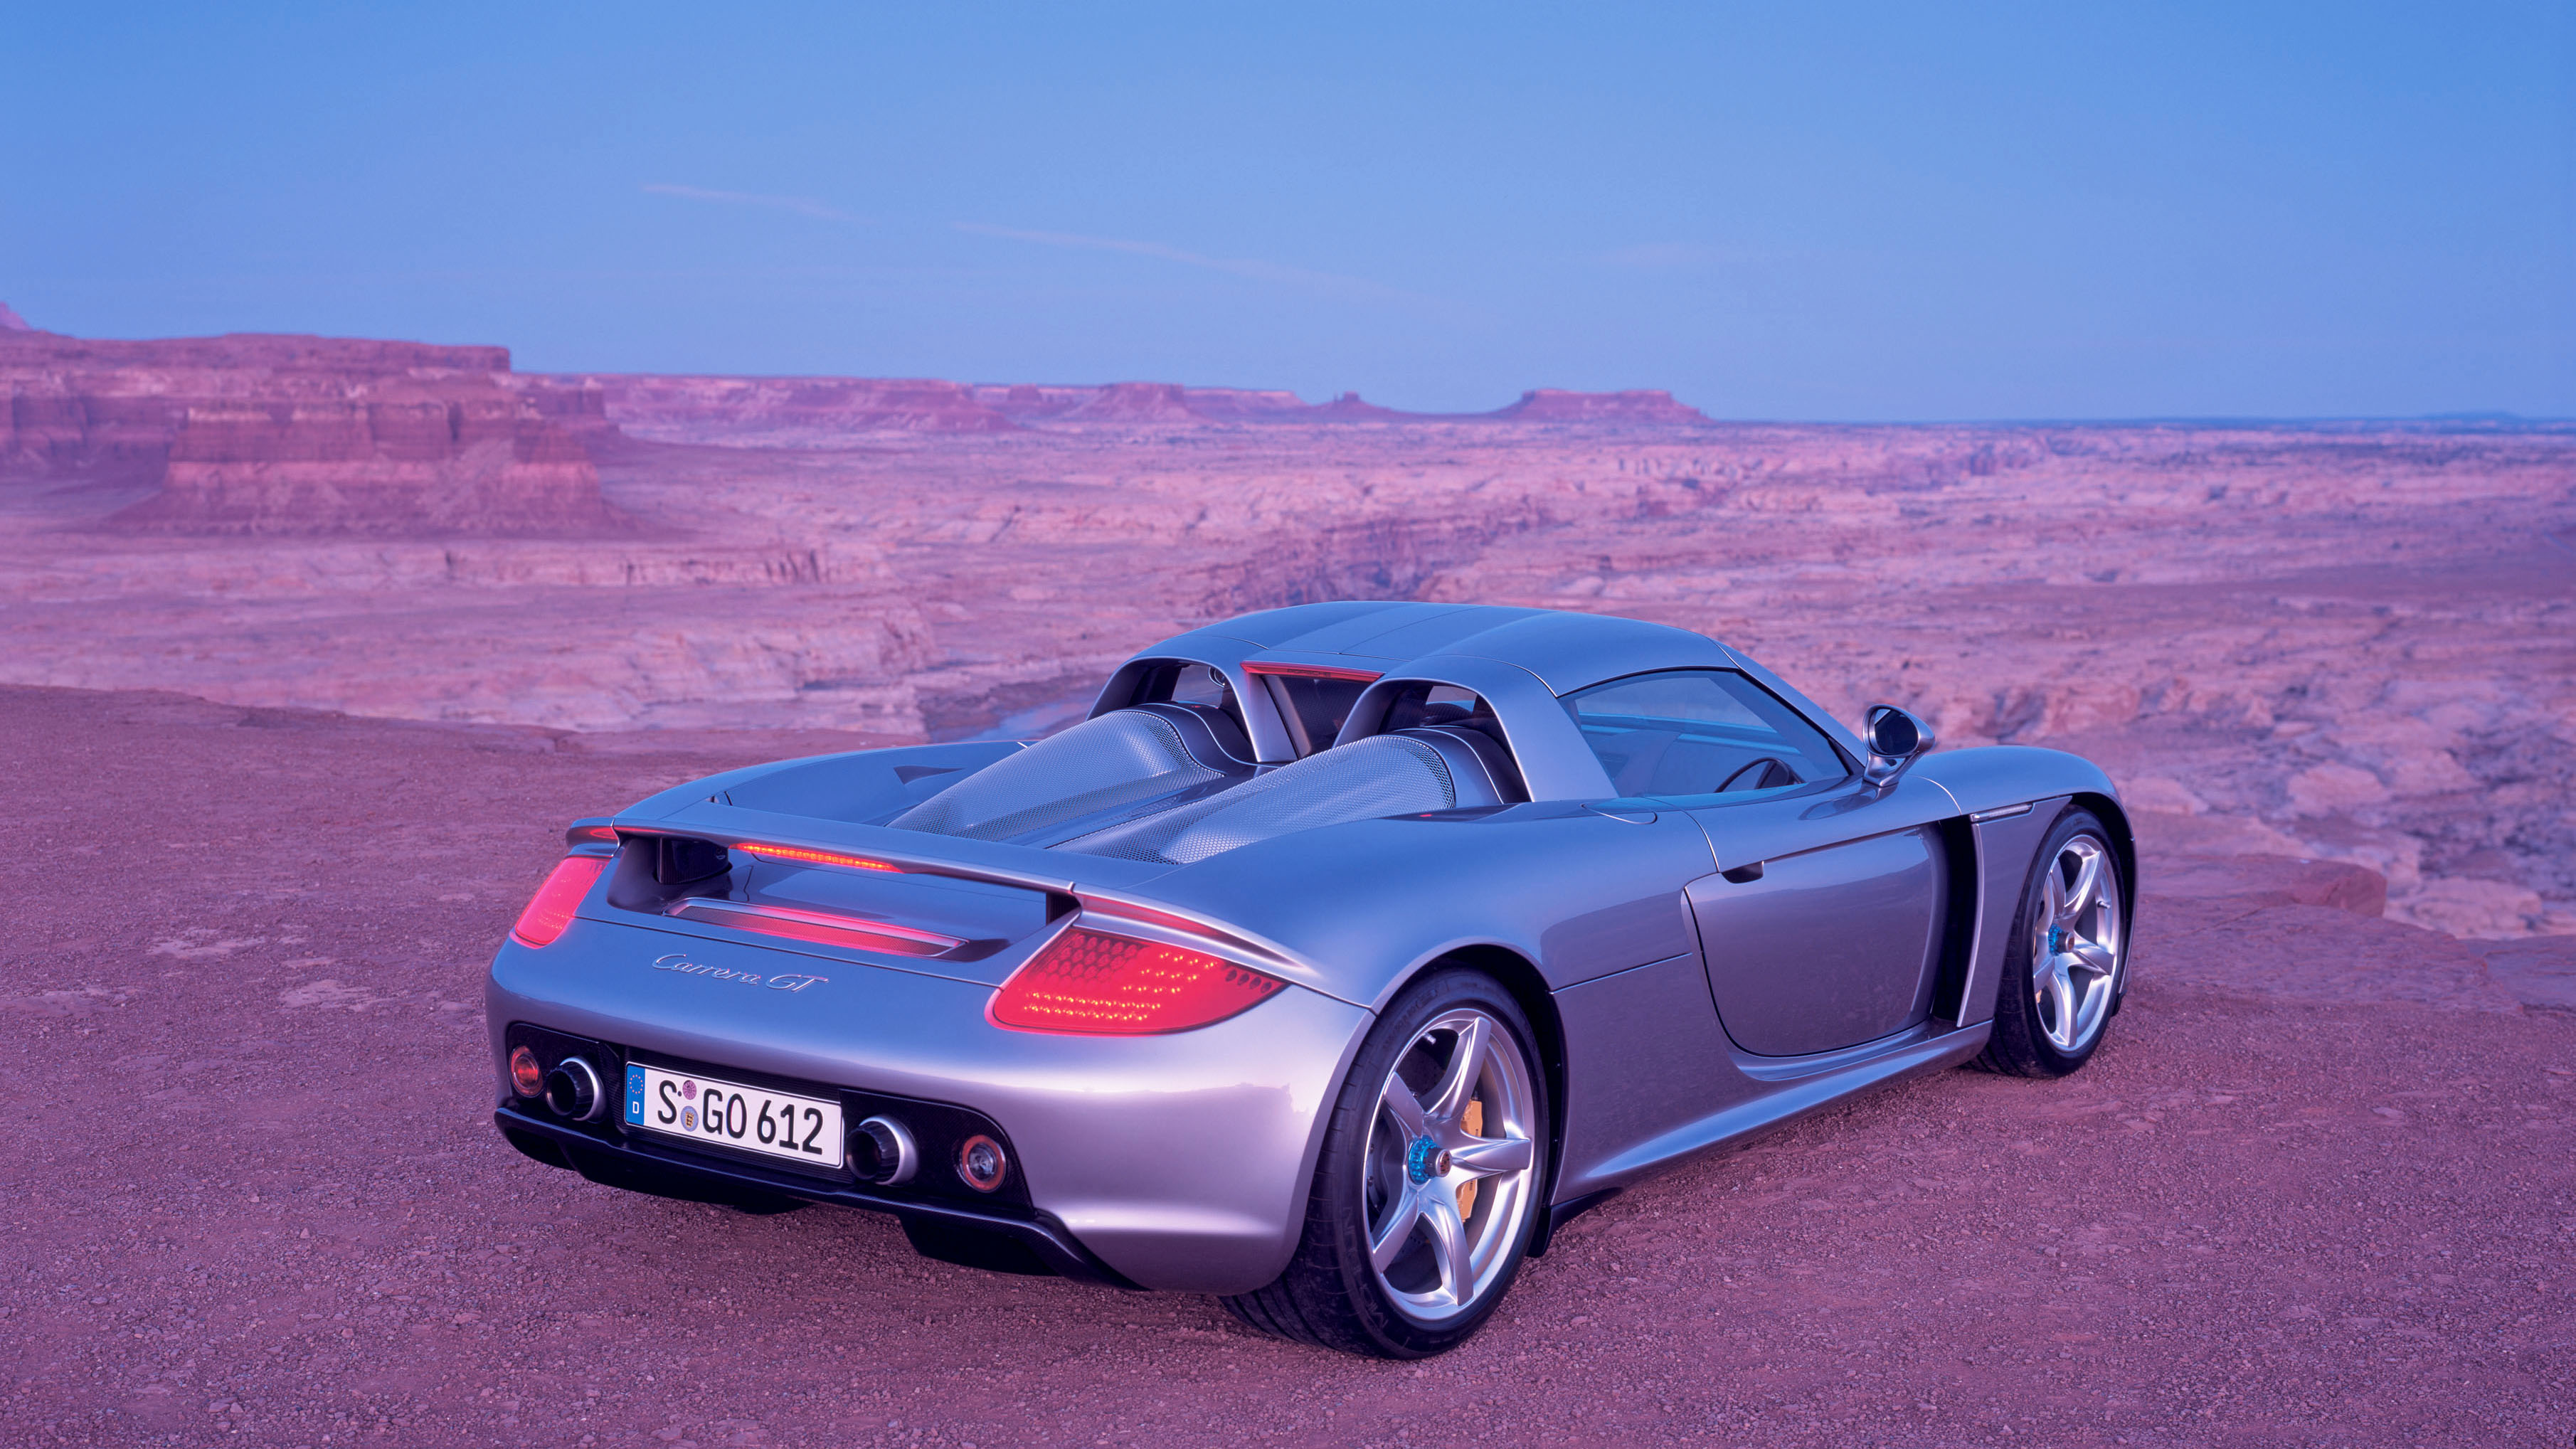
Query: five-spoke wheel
1363 1007 1541 1325
1222 967 1549 1357
2032 834 2122 1054
1981 807 2128 1076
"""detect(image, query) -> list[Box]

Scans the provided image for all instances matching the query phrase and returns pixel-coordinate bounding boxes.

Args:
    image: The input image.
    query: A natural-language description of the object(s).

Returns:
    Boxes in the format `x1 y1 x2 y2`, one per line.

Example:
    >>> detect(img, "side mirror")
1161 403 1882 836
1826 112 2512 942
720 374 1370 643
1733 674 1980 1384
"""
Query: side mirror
1862 704 1934 789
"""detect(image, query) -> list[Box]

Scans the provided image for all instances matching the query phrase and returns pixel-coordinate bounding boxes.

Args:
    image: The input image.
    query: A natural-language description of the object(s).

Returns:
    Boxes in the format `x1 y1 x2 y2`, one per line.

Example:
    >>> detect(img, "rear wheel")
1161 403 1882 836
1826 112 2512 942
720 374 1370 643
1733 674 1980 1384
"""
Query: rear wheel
1221 967 1549 1358
1978 808 2126 1077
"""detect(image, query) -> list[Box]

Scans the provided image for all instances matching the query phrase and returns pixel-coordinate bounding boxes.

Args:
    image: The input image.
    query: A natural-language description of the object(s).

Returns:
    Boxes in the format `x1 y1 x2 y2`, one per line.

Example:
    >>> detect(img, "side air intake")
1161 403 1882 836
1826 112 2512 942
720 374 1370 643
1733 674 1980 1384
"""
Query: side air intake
1059 735 1456 865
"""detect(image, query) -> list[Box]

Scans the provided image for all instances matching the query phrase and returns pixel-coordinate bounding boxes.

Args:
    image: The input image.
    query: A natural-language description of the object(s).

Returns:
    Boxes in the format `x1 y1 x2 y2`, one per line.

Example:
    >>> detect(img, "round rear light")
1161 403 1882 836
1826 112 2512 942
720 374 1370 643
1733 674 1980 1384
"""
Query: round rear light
956 1134 1007 1193
509 1046 544 1098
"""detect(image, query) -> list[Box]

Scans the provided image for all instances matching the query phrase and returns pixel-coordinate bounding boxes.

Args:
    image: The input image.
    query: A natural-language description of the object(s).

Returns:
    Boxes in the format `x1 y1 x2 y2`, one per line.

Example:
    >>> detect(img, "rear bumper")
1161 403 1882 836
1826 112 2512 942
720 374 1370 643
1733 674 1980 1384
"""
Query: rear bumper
487 916 1374 1293
494 1104 1131 1284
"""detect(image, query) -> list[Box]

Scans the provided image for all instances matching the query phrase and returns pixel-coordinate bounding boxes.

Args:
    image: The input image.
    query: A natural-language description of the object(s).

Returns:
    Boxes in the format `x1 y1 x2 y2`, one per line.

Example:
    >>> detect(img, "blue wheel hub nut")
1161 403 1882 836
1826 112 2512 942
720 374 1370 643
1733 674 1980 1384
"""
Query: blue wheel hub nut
1406 1135 1443 1184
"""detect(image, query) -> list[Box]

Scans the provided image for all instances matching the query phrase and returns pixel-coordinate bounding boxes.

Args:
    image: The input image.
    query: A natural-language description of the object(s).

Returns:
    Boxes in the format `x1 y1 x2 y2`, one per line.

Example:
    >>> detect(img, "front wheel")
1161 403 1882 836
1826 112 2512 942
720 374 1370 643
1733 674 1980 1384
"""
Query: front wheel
1977 807 2128 1077
1221 967 1549 1358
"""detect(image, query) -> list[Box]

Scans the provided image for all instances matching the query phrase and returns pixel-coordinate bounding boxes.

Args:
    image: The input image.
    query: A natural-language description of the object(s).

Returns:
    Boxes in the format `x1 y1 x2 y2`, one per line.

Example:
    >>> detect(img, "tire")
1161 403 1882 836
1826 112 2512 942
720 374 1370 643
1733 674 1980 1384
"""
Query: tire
1221 967 1551 1358
1977 807 2129 1078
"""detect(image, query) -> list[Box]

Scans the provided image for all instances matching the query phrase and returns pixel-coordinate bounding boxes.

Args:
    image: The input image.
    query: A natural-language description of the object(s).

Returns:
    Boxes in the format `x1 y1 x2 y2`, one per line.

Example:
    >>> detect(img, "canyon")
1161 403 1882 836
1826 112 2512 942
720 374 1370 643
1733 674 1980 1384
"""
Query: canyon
4 311 2571 940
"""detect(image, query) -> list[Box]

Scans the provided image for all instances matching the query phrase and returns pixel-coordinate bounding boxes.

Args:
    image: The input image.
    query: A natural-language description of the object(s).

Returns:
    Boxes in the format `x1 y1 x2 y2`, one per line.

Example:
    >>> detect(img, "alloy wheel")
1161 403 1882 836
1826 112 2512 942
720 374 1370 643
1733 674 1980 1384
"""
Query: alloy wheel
1362 1008 1540 1326
2030 834 2123 1053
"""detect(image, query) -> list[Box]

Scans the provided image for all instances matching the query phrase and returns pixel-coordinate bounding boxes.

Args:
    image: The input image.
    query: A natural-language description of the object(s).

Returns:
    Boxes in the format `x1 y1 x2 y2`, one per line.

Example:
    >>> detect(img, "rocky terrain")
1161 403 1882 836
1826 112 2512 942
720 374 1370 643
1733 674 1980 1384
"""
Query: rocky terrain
2 685 2569 1448
4 313 2569 939
3 309 2572 1445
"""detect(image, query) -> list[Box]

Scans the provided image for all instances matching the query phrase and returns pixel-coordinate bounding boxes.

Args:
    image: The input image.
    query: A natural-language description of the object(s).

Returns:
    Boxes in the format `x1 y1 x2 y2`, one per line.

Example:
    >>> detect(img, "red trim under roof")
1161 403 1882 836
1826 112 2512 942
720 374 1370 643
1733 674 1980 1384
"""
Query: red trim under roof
1242 661 1384 683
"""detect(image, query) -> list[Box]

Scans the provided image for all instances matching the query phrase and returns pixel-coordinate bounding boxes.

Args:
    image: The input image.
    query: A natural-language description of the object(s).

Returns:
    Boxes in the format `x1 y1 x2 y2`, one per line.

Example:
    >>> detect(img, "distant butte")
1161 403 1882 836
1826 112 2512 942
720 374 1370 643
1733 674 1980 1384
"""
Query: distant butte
538 368 1716 442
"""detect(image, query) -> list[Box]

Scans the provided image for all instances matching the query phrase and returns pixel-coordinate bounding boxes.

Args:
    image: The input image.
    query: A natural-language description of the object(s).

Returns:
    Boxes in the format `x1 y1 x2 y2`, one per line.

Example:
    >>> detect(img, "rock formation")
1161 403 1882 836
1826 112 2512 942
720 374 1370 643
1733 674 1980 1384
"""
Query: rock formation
1485 388 1710 425
1 329 618 534
529 374 1018 445
579 373 1714 441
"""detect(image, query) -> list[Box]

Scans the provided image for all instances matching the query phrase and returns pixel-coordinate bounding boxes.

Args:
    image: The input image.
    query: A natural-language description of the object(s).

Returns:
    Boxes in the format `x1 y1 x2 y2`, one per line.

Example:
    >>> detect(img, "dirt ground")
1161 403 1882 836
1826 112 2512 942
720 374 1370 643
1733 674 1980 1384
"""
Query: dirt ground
5 684 2570 1448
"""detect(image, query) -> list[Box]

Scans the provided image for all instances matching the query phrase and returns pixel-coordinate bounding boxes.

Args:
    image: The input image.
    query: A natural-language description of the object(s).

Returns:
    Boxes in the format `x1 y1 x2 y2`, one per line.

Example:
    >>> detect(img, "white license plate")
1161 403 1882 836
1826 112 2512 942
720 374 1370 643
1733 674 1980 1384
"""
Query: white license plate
623 1063 844 1171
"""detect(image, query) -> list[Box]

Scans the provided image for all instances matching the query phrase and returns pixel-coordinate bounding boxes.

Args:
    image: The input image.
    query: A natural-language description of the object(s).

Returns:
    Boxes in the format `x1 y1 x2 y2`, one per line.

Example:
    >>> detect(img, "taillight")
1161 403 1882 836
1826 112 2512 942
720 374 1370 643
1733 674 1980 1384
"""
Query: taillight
990 927 1286 1035
509 856 607 948
739 842 901 872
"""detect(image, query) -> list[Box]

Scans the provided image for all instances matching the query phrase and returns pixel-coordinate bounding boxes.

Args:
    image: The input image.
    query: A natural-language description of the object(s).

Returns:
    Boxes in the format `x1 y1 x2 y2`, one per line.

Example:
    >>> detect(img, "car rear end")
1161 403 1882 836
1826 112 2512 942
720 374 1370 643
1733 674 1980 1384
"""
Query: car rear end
486 809 1371 1293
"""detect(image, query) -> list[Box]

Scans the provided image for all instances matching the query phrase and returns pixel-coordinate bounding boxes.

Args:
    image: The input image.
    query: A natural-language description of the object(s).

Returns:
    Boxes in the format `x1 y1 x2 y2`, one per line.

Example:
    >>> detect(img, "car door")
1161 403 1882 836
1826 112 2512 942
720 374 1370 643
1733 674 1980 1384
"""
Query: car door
1682 788 1949 1056
1557 668 1950 1058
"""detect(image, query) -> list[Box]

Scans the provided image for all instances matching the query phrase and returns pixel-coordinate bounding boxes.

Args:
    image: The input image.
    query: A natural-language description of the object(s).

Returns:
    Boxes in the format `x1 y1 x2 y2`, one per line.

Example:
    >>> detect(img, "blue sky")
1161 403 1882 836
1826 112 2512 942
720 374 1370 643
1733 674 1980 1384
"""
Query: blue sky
7 3 2570 417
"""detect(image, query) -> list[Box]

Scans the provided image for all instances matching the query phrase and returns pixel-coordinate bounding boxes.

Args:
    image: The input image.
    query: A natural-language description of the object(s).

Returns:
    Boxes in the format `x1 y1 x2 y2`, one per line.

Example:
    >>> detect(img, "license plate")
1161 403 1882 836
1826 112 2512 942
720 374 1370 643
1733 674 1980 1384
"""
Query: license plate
623 1063 844 1171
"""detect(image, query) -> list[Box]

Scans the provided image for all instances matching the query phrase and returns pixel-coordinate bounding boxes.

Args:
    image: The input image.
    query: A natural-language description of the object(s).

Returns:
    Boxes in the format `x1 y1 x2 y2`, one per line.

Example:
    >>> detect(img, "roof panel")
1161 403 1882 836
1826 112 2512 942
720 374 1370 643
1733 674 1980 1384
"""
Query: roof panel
1338 605 1549 661
1199 601 1410 648
1429 610 1732 694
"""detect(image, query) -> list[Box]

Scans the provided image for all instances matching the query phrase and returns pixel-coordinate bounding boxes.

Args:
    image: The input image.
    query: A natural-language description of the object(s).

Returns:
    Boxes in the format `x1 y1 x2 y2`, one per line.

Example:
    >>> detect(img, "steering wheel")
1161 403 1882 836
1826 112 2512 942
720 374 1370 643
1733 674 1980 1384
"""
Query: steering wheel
1719 757 1796 793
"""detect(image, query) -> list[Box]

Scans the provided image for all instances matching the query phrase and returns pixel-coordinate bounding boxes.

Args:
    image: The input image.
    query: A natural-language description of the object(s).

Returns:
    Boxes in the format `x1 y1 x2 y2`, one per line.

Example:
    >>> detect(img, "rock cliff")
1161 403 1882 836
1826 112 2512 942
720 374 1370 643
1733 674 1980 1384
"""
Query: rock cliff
1 328 618 534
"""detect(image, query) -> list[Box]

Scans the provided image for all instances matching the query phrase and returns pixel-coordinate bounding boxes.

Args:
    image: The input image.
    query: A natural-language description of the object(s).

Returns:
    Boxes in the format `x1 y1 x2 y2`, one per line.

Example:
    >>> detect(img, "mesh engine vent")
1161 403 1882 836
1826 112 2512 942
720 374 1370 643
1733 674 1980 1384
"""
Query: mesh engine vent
1058 734 1455 864
891 711 1224 842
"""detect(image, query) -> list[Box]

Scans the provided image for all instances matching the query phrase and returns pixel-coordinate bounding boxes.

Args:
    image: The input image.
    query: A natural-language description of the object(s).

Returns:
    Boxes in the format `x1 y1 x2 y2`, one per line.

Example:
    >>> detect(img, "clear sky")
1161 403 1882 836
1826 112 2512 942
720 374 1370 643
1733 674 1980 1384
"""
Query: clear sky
7 3 2570 418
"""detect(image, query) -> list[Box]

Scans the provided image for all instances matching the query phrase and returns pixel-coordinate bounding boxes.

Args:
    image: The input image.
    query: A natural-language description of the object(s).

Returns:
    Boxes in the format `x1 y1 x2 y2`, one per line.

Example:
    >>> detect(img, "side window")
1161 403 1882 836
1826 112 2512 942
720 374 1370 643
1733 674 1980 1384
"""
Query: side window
1562 670 1849 799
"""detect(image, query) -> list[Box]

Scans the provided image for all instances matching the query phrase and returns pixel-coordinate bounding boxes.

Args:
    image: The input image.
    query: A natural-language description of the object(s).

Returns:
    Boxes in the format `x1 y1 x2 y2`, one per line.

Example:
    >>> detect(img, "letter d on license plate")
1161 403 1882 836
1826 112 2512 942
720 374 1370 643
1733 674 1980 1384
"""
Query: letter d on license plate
625 1063 844 1171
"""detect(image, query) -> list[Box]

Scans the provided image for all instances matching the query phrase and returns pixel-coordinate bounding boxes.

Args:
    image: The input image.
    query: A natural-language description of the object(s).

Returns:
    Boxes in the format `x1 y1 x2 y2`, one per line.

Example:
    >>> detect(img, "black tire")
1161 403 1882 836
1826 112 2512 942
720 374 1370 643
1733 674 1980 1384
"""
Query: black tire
1221 967 1551 1358
1977 807 2129 1078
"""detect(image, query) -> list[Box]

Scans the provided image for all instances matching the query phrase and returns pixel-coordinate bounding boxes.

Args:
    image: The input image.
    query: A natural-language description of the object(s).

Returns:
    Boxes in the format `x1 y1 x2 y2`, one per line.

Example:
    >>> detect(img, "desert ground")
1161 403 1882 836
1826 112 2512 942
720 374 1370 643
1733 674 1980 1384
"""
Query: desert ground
4 321 2573 1445
4 686 2570 1448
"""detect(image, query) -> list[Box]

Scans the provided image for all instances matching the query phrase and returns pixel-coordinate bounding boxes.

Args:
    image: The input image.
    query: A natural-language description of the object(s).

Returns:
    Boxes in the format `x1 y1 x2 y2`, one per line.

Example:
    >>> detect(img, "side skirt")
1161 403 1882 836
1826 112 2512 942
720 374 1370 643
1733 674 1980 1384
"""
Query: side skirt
1568 1022 1991 1193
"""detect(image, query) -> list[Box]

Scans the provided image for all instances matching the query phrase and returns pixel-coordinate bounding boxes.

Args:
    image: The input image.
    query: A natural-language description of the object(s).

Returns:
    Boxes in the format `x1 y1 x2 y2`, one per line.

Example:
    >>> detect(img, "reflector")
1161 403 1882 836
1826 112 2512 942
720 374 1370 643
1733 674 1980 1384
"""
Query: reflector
955 1133 1008 1192
509 1046 544 1098
990 927 1286 1035
509 856 607 948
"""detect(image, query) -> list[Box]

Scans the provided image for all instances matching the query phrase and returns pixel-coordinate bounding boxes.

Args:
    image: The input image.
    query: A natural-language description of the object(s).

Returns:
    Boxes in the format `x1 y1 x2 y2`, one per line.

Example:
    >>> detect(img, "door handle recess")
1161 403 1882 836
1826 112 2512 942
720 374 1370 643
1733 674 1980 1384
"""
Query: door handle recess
1721 861 1765 884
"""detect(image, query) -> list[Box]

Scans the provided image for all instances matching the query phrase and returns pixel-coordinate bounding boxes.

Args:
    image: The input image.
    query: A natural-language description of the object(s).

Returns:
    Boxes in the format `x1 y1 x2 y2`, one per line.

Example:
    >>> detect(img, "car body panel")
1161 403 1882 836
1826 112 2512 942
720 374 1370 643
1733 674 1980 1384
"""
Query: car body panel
1123 805 1716 999
1687 824 1945 1057
484 602 2130 1295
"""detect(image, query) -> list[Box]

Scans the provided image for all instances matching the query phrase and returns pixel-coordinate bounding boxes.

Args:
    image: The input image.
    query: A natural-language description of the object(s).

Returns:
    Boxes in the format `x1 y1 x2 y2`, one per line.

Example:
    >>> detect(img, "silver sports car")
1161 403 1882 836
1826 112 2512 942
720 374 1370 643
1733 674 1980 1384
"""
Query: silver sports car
488 602 2132 1357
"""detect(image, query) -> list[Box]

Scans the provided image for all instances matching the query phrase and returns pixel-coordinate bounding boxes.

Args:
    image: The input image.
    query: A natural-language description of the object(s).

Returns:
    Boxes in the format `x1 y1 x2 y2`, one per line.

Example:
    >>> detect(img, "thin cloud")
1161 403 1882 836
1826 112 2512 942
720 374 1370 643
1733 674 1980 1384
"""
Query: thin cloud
643 183 867 224
953 221 1429 304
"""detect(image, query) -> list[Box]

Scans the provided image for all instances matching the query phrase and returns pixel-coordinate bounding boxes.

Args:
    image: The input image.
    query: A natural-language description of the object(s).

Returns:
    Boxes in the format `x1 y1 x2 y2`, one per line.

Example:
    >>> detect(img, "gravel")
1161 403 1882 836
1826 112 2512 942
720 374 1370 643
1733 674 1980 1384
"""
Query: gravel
5 684 2569 1448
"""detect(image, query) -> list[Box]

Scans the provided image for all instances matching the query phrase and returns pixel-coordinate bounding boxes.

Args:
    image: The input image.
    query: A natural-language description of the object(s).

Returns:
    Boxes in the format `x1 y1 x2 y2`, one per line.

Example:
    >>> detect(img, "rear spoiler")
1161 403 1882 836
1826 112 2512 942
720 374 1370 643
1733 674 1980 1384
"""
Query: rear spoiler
598 805 1310 977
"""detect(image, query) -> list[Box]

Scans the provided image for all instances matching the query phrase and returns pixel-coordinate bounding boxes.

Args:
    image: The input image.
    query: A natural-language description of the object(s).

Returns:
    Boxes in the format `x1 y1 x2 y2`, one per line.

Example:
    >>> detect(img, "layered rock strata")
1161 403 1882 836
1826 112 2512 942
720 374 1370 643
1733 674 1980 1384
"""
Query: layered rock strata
1 326 616 534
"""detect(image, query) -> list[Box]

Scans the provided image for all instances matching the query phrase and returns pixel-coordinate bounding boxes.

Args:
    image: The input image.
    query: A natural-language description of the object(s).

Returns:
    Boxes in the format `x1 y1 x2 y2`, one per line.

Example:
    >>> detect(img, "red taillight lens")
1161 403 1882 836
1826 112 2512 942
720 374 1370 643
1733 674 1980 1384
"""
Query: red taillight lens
990 927 1287 1035
509 856 607 948
509 1046 545 1098
740 842 901 872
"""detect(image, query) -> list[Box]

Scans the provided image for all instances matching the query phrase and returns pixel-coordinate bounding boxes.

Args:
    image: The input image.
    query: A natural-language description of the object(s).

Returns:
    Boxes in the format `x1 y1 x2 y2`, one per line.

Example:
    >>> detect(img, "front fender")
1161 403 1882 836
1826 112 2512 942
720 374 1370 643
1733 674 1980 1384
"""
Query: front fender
1912 745 2119 817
